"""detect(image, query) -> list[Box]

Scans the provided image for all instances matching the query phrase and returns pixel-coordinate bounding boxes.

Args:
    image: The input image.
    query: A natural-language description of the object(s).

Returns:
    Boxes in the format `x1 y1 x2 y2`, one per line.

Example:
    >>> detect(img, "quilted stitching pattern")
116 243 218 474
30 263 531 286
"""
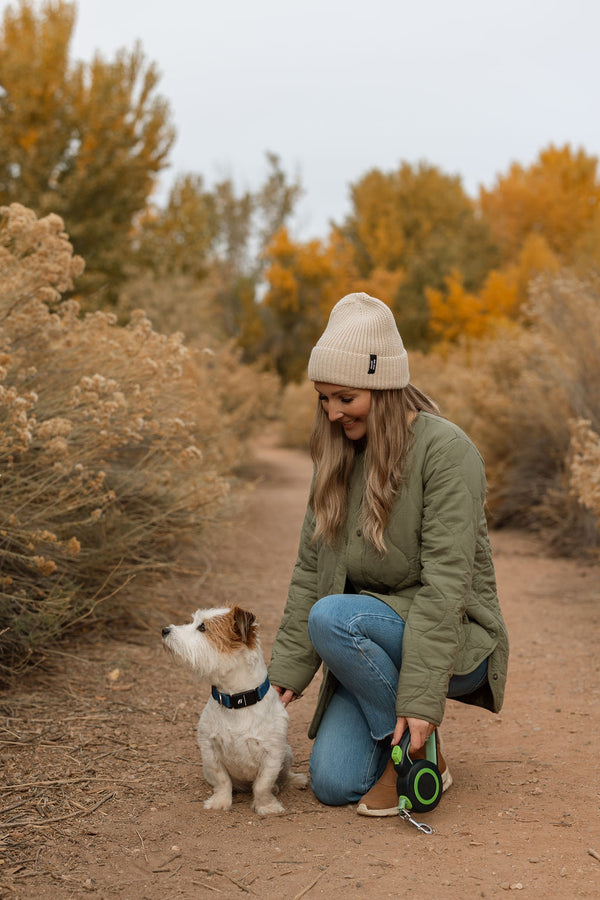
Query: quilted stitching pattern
268 413 509 737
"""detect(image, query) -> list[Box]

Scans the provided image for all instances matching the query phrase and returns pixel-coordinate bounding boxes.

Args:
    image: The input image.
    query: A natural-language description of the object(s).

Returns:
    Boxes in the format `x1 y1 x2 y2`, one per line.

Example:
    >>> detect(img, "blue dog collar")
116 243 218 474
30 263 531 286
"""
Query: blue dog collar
211 676 271 710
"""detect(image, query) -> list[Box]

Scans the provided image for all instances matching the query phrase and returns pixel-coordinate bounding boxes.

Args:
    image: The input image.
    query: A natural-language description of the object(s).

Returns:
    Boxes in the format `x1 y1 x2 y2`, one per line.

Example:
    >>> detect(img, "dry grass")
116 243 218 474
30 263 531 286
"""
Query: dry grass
0 204 279 684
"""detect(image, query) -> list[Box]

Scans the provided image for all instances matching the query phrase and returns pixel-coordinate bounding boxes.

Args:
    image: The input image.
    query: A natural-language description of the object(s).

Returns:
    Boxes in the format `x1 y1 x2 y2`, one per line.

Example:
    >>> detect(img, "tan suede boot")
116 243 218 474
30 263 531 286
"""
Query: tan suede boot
356 730 452 817
356 757 399 817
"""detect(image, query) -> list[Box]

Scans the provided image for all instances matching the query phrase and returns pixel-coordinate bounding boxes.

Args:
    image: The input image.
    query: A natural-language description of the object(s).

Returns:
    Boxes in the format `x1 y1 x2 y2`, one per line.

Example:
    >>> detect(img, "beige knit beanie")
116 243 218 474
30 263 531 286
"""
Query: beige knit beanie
308 292 409 389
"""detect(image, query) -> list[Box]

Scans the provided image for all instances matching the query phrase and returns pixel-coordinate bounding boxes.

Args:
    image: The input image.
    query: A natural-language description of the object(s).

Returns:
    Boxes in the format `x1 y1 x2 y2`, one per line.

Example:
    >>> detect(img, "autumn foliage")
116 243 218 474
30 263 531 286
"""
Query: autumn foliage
1 0 599 690
0 0 174 299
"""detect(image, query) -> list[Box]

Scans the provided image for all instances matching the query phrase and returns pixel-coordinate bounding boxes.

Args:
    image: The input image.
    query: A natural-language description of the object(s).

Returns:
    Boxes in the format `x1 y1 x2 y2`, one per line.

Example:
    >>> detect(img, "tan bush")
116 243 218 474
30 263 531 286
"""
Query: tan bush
413 272 600 550
278 379 317 449
116 271 228 346
569 419 600 526
0 204 278 683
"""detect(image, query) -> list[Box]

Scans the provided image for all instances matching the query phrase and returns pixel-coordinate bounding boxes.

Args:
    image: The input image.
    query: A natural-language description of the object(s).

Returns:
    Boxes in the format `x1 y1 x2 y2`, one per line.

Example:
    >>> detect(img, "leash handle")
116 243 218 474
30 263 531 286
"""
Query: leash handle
392 729 443 815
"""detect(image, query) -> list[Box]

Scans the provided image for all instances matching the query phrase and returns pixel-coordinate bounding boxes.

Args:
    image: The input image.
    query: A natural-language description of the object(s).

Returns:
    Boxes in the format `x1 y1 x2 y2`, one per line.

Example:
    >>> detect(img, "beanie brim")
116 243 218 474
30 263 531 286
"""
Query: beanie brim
308 346 409 389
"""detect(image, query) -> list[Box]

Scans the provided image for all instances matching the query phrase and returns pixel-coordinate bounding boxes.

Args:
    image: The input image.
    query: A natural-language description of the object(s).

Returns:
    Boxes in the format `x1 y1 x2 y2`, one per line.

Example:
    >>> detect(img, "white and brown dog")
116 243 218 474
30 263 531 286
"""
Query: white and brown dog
162 605 307 816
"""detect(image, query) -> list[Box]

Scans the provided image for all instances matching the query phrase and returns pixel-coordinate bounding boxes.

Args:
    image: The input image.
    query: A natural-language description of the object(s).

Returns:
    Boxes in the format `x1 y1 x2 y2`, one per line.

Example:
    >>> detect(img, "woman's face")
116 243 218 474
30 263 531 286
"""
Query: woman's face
314 382 372 441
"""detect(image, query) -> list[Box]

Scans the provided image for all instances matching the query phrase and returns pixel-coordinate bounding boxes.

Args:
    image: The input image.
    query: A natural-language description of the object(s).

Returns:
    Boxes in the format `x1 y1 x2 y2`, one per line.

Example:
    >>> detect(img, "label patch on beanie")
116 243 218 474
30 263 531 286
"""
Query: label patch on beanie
368 354 377 374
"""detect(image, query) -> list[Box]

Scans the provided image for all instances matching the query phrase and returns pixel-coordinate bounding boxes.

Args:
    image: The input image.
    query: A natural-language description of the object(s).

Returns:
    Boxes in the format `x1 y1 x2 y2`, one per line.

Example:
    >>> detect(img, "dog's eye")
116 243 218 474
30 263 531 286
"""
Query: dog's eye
197 622 206 632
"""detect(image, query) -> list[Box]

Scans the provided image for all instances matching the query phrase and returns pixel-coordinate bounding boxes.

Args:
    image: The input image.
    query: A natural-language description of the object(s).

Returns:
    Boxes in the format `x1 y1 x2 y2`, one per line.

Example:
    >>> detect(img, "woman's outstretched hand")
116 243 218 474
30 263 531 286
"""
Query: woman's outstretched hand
392 716 435 750
272 685 299 708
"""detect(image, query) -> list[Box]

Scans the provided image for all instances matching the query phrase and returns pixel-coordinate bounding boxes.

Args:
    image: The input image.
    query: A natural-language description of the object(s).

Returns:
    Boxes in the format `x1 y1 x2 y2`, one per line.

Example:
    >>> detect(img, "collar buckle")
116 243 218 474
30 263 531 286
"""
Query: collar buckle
211 676 270 710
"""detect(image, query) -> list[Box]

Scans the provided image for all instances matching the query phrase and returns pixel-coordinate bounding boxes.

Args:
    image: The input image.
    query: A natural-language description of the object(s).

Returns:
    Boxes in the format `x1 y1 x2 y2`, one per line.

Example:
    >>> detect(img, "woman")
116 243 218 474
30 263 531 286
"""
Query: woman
268 292 509 816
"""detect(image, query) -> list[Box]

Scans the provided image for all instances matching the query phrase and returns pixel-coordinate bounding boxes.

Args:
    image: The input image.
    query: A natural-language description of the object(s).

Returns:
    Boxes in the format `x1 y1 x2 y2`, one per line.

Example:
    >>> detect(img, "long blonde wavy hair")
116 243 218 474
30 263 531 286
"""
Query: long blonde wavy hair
309 385 440 554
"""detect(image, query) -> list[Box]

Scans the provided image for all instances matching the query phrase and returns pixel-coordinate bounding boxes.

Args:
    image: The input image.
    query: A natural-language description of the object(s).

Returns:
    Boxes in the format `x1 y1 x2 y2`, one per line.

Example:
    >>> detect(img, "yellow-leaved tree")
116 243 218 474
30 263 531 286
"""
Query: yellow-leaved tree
427 146 598 345
338 162 500 348
480 144 600 267
427 233 562 345
0 0 174 301
259 227 344 382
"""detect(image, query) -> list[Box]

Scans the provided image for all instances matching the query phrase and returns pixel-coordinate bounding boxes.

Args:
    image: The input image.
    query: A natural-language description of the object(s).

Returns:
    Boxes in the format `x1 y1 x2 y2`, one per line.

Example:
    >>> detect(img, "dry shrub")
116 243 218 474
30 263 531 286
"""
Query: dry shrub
569 419 600 526
413 272 600 551
116 271 227 346
0 204 279 683
278 379 317 449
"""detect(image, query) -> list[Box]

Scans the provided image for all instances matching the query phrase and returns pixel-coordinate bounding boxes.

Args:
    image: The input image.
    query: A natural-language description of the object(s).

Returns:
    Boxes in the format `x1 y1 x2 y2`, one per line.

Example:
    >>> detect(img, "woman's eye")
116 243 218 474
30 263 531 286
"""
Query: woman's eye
341 397 353 404
197 623 206 632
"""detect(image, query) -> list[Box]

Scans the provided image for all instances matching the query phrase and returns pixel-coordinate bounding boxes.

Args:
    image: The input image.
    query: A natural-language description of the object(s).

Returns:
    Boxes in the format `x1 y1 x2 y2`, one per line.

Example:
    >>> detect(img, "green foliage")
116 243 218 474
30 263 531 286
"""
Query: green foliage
132 175 219 280
133 152 302 347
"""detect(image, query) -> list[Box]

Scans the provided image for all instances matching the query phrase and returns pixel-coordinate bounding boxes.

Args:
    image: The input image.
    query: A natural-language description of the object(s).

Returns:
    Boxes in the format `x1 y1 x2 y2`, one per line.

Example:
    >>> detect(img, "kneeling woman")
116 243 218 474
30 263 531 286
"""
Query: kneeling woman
268 292 509 816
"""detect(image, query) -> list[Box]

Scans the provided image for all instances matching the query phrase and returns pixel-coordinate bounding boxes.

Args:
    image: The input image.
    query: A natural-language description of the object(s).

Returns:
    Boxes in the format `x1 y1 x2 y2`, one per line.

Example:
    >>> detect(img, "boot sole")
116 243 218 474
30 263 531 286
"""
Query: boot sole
356 802 399 817
442 767 453 791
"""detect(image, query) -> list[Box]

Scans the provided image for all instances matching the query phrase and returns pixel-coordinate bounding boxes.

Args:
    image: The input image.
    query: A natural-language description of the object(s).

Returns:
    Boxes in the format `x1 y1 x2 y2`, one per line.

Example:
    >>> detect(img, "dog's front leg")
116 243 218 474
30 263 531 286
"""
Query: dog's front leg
200 739 234 811
252 750 287 816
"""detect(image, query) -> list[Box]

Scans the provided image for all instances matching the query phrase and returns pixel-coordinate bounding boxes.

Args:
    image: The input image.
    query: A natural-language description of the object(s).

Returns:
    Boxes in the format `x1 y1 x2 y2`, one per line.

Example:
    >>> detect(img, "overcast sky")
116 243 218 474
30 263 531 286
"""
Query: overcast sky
65 0 600 239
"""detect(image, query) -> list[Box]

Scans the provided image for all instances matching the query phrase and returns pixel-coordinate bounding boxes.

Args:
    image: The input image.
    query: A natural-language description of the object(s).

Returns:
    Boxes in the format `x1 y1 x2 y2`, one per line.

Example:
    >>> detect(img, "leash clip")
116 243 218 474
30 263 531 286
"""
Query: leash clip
399 807 434 834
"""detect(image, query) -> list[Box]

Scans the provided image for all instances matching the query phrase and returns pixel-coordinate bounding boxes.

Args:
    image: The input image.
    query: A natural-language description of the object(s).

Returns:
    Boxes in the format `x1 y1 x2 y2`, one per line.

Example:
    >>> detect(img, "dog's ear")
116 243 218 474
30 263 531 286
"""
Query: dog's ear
231 606 256 645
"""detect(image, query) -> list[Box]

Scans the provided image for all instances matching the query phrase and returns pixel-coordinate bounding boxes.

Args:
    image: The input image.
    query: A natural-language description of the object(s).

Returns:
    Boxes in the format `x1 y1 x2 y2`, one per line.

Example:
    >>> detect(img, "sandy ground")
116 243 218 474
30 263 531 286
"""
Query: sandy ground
1 436 600 899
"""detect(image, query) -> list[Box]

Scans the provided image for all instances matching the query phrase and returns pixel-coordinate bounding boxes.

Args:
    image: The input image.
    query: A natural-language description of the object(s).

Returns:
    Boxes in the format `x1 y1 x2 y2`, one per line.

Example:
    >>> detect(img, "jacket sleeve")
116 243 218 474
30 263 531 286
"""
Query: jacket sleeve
267 504 323 695
395 434 486 725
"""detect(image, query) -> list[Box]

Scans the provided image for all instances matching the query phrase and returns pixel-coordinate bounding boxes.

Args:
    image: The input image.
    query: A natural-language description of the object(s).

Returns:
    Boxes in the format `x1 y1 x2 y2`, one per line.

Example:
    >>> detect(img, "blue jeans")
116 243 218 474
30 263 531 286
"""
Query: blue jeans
307 593 488 805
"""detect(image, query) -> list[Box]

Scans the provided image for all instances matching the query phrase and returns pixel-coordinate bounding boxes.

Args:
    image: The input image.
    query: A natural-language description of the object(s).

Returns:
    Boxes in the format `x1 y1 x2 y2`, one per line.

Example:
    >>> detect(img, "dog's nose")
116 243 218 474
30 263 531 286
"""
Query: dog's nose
162 626 171 638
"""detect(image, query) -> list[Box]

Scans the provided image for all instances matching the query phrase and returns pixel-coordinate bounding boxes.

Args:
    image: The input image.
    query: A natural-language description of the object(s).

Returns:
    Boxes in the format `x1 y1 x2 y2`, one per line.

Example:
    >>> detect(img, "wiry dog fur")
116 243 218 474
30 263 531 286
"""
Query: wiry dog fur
162 605 307 815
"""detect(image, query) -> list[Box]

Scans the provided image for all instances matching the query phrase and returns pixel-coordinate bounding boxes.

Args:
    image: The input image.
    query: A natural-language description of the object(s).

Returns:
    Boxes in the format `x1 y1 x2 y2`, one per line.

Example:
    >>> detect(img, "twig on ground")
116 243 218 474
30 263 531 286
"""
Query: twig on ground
154 851 181 871
0 776 112 792
292 868 327 900
588 848 600 862
136 830 149 863
195 866 255 894
0 799 32 816
2 792 114 828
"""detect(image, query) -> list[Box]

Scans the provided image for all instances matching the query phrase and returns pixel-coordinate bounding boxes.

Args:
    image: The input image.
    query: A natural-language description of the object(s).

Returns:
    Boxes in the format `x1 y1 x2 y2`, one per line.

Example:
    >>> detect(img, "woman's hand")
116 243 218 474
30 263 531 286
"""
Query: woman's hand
391 716 435 750
272 685 300 708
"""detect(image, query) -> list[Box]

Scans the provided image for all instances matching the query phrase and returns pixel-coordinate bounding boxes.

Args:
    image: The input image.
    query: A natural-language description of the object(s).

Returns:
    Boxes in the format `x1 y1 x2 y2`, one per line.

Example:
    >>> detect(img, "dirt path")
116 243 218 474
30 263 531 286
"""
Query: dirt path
1 437 599 899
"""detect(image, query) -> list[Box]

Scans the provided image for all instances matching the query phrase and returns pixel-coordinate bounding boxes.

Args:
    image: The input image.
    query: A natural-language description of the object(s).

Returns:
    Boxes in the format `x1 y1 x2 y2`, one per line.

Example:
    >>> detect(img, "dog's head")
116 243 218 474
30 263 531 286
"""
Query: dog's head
162 606 258 675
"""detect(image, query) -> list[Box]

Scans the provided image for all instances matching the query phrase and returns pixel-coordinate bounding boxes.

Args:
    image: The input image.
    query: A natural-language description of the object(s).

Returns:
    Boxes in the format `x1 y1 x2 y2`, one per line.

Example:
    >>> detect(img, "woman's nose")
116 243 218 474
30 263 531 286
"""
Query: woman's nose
328 403 342 421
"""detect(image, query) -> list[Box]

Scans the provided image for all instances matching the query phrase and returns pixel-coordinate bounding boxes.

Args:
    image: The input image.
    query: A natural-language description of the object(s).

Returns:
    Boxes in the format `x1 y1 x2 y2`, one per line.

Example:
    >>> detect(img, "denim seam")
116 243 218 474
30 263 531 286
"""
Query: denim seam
346 612 403 741
361 736 386 795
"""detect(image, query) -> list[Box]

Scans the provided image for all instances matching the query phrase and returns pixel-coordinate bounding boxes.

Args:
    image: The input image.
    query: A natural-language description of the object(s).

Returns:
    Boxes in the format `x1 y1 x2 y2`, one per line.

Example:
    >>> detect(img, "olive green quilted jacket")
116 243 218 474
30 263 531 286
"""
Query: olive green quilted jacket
268 412 509 739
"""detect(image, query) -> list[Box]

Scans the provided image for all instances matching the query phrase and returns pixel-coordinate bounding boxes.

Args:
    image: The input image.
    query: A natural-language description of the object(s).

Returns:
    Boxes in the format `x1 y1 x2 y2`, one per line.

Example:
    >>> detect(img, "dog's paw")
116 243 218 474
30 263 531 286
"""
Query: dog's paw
288 772 308 789
204 793 232 811
253 796 285 816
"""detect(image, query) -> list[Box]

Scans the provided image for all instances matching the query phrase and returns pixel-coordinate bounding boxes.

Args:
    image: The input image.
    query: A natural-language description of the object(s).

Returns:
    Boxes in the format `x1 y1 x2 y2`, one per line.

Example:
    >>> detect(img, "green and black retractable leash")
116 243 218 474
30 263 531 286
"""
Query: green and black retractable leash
391 729 442 833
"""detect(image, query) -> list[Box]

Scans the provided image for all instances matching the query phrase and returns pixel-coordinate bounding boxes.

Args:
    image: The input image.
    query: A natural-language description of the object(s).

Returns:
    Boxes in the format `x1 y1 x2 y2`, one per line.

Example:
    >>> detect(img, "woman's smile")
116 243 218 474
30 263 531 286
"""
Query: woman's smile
314 382 372 441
